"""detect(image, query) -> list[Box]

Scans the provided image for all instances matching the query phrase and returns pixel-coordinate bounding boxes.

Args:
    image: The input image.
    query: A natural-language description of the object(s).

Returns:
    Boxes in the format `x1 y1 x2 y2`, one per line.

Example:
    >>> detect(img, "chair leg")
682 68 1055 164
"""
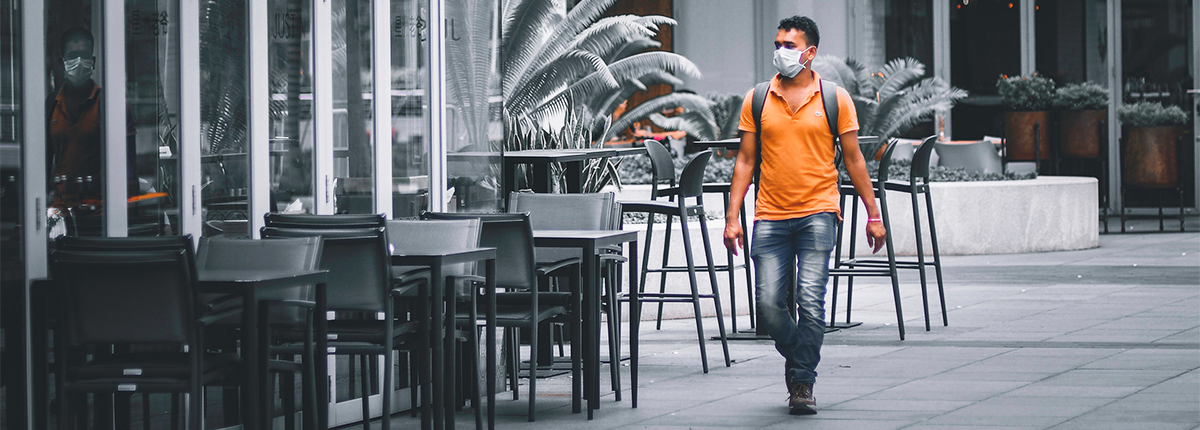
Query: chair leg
570 267 584 414
604 264 622 401
655 212 676 330
924 190 949 326
507 329 519 401
721 192 739 334
467 302 484 430
528 319 538 421
638 211 656 327
880 194 905 340
830 193 848 327
282 370 296 430
677 214 710 373
143 393 152 430
739 195 755 329
697 214 731 367
911 190 931 332
359 355 370 430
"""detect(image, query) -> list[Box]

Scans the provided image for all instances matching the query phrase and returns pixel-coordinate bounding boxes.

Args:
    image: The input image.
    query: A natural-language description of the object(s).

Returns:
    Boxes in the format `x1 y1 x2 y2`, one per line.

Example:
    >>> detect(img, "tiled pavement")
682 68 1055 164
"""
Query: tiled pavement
384 229 1199 429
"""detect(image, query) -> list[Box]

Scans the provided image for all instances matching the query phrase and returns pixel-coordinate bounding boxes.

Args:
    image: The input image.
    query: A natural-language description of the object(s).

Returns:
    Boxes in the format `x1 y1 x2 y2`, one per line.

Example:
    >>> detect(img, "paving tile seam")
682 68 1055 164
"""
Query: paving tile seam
1044 368 1200 430
824 340 1200 350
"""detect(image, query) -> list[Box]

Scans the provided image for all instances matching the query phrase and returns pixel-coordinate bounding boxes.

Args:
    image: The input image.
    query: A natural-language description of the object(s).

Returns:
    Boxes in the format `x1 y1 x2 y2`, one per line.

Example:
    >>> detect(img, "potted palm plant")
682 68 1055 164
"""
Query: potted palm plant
812 56 968 161
1053 82 1109 158
1119 101 1188 188
998 74 1055 164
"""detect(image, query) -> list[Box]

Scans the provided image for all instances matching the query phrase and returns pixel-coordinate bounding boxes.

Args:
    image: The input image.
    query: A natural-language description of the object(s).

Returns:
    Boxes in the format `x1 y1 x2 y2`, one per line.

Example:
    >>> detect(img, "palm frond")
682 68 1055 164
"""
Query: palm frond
507 49 615 116
812 54 858 93
606 38 661 64
500 0 562 95
648 111 718 141
875 57 926 100
515 0 622 86
601 93 714 143
607 51 702 83
873 78 967 140
571 15 676 60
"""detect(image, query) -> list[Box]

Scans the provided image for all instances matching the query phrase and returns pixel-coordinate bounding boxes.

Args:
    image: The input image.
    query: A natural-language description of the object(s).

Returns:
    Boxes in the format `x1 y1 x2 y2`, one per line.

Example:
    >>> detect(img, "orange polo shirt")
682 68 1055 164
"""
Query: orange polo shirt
738 72 858 221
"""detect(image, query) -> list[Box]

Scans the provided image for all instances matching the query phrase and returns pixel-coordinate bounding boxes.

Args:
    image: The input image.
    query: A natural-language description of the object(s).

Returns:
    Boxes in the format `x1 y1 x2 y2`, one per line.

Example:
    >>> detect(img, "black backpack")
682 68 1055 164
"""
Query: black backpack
750 79 841 183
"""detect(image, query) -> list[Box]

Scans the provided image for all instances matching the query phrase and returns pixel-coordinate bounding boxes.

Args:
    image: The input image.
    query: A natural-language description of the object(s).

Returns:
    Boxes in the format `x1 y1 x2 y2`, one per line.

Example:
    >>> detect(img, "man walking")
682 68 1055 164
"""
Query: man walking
722 16 887 415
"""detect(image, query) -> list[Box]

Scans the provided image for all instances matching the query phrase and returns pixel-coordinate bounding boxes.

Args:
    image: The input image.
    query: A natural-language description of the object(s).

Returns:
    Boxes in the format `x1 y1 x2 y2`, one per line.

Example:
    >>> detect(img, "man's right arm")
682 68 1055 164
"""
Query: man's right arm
722 130 758 255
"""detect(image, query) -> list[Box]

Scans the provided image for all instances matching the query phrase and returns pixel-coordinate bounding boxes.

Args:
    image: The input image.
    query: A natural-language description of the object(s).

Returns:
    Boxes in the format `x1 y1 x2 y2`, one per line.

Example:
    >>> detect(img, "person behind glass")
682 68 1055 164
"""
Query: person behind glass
46 27 137 222
721 16 887 416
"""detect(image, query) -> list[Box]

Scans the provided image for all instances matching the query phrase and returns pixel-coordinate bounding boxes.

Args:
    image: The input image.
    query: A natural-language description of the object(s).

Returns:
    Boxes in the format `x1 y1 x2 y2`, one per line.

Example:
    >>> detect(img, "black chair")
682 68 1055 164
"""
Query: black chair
620 150 731 373
264 213 387 229
698 144 756 334
50 249 240 430
387 218 485 430
196 237 324 430
423 212 580 422
260 226 409 430
507 192 624 398
933 140 1003 175
885 136 948 329
829 141 907 339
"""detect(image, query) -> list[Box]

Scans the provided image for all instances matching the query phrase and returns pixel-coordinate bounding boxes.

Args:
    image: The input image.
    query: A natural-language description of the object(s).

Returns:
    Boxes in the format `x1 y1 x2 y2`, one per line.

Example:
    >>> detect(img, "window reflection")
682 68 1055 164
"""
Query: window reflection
444 0 501 213
269 0 314 215
44 2 113 237
391 0 430 216
332 0 374 214
125 0 181 236
200 0 250 236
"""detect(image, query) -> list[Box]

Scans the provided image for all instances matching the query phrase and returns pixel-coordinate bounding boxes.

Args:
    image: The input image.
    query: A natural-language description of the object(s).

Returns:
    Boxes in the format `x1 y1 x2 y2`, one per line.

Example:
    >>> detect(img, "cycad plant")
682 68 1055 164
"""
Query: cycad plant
491 0 711 191
813 56 968 159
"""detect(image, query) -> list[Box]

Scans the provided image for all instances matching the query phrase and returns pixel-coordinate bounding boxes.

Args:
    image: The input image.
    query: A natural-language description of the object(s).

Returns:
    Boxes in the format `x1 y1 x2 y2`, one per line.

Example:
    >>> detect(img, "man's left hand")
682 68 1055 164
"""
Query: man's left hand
865 221 887 254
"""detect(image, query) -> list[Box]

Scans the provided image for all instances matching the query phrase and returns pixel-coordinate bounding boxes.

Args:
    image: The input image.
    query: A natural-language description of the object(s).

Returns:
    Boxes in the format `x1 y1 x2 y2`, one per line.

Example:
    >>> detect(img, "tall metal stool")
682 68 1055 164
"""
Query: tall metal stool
621 149 731 372
828 140 908 339
694 139 756 333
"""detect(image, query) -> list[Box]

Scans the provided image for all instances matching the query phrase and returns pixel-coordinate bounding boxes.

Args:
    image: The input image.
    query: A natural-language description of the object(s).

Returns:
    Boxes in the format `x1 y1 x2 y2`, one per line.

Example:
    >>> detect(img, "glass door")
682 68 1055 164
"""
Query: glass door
270 0 316 216
199 0 251 236
949 0 1023 139
332 0 376 215
390 0 431 218
0 1 24 427
125 0 182 236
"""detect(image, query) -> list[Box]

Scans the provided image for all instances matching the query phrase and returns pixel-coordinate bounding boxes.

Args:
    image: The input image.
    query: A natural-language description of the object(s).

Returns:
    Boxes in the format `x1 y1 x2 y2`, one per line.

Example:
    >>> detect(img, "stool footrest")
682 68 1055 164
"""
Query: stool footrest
829 269 893 277
837 259 940 269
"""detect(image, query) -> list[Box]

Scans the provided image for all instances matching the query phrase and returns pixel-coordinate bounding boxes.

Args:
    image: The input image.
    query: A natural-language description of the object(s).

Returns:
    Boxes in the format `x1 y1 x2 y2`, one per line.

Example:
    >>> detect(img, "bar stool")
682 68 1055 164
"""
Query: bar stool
828 140 907 339
698 141 756 333
620 149 731 372
882 136 947 329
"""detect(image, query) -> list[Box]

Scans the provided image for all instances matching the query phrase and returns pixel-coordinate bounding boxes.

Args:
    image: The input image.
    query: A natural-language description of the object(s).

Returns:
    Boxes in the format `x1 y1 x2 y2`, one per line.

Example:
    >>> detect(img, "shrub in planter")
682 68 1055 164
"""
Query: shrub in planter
1118 101 1188 188
998 74 1055 163
1054 81 1110 158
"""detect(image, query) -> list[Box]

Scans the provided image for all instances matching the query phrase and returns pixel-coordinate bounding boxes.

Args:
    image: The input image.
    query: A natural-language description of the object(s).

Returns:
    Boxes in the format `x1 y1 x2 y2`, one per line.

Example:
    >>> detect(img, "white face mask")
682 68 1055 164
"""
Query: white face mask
772 46 813 79
64 57 94 87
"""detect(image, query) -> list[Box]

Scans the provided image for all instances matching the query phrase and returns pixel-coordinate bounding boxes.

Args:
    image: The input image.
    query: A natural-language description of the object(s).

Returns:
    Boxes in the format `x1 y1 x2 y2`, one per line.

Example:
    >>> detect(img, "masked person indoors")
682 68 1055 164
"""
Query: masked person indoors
722 16 887 415
46 27 137 222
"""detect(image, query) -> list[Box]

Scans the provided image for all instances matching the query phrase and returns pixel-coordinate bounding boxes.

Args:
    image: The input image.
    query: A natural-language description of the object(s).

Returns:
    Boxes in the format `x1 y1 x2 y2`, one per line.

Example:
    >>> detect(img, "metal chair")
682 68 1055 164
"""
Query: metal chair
422 212 581 422
260 226 409 430
829 141 908 339
933 140 1003 175
50 249 240 430
620 150 731 372
196 237 324 430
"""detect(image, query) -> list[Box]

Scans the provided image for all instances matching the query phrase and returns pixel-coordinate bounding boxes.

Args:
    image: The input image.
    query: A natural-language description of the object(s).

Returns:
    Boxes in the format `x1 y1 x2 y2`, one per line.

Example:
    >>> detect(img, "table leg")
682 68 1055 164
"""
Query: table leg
432 264 445 430
584 242 598 419
315 282 329 430
628 239 640 408
486 259 497 430
243 289 261 430
563 160 583 193
504 160 517 205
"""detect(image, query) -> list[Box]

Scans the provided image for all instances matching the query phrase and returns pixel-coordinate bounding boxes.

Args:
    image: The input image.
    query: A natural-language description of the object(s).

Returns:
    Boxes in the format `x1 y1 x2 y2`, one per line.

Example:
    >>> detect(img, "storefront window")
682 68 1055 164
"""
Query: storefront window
269 0 314 215
199 0 250 236
44 2 106 237
949 0 1021 139
1035 0 1109 85
332 0 375 215
0 3 24 427
445 0 501 213
390 0 431 217
126 0 182 236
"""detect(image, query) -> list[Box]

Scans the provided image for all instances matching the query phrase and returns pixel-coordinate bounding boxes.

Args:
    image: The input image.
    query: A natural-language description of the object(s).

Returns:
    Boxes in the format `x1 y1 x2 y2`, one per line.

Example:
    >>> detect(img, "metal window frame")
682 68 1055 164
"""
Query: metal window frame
1192 0 1199 212
313 0 334 215
429 0 447 212
1108 0 1121 212
248 0 271 234
934 0 951 138
20 0 48 425
103 0 128 237
181 0 201 244
373 0 392 217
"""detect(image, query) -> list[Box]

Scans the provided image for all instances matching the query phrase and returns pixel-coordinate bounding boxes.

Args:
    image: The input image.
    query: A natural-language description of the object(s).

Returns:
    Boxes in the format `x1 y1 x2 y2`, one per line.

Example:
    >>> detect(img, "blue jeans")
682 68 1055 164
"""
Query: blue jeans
751 212 837 387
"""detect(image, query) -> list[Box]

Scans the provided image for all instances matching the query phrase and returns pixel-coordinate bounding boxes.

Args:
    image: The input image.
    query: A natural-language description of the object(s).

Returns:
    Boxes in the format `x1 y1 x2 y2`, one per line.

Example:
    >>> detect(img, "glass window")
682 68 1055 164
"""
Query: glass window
1035 0 1109 85
1 4 25 427
949 0 1022 139
269 0 314 215
390 0 430 217
126 0 182 236
199 0 250 236
332 0 374 215
44 2 106 237
445 0 501 213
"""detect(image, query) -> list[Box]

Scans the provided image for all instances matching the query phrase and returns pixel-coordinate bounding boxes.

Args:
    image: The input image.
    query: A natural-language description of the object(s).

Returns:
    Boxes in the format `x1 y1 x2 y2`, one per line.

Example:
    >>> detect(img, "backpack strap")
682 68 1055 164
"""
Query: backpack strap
751 81 770 185
819 79 843 167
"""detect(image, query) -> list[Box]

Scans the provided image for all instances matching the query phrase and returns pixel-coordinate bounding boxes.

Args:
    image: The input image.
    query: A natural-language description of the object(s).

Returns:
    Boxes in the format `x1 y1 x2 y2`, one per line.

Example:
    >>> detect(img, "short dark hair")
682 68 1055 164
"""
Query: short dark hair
60 27 94 55
778 16 819 48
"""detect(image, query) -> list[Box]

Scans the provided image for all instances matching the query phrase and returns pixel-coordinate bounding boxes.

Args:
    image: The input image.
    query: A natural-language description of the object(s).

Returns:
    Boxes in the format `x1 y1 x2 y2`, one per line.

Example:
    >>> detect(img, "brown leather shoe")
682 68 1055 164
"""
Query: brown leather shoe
788 383 817 415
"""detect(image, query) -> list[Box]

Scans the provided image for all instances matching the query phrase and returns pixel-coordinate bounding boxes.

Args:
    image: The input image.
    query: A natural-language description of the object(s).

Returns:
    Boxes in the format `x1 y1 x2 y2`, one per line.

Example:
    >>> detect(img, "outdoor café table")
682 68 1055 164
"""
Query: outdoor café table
390 247 497 430
502 148 616 197
531 229 639 418
196 269 329 430
692 138 741 151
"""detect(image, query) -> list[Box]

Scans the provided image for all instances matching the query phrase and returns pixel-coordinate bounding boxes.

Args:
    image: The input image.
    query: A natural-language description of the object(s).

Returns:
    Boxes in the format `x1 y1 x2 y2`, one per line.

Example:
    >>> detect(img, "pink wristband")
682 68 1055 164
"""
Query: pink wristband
867 218 882 223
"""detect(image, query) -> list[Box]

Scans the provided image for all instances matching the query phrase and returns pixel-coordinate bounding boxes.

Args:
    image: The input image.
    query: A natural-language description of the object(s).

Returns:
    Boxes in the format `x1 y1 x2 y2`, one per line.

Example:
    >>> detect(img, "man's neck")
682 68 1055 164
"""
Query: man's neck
63 80 95 99
779 69 814 91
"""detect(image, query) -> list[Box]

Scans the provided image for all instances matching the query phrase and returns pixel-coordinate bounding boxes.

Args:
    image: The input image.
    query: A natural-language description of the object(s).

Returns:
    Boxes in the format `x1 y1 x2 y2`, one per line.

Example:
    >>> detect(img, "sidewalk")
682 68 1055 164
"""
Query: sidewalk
391 231 1199 429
